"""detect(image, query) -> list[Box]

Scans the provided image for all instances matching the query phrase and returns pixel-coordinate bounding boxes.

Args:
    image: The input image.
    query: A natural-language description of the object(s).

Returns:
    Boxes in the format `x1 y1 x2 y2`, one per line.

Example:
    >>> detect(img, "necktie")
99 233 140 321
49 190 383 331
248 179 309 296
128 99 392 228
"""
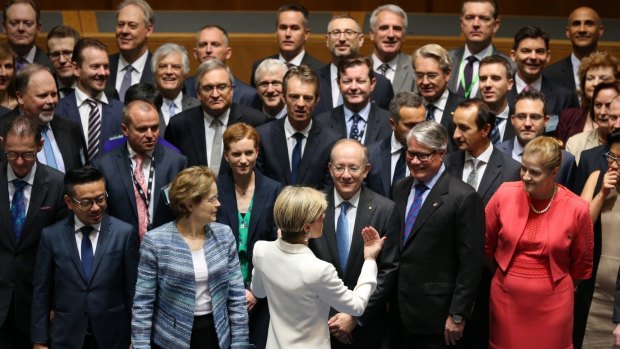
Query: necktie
349 113 363 141
80 226 95 279
459 56 478 97
210 118 224 175
285 62 295 69
40 125 58 169
392 148 406 184
377 63 390 76
523 85 531 93
490 118 504 144
403 184 428 242
336 201 351 270
291 132 304 184
169 102 177 118
133 154 149 239
86 99 101 161
426 103 436 121
11 179 28 241
15 56 27 72
467 159 481 189
119 65 133 102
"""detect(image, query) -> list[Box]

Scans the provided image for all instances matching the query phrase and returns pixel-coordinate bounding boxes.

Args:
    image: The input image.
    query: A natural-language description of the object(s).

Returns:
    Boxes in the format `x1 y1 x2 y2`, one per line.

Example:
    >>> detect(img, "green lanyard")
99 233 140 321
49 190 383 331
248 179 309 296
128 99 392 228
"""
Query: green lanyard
458 49 493 98
237 197 253 285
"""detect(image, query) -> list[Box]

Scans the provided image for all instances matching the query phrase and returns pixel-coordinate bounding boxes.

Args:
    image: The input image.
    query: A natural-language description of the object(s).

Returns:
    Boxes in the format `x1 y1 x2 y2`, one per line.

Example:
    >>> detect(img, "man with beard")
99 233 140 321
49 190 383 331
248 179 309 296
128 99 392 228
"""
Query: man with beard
0 64 85 172
254 59 288 120
478 55 515 143
56 39 124 162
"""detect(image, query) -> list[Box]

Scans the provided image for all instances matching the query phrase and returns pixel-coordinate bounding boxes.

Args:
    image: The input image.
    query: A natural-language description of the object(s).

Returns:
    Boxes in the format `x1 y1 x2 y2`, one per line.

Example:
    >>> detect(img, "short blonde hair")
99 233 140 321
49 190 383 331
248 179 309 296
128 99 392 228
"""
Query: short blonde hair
412 44 452 74
274 186 327 241
523 136 563 171
168 166 216 218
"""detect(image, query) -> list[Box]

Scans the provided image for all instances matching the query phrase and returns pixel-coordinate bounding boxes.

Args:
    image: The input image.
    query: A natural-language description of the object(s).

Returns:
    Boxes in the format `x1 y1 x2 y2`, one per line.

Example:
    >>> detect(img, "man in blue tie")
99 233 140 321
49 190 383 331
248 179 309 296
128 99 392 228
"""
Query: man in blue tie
31 166 139 349
0 116 67 349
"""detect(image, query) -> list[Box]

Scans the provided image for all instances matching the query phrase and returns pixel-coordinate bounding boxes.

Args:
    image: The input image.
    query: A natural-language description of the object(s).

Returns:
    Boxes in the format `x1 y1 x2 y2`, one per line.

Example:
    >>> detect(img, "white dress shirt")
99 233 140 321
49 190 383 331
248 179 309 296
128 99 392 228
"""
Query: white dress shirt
390 133 409 183
284 117 312 171
425 89 449 124
73 218 102 258
7 163 36 211
75 87 110 143
462 143 493 191
202 109 230 166
333 189 361 245
115 50 149 92
371 53 398 83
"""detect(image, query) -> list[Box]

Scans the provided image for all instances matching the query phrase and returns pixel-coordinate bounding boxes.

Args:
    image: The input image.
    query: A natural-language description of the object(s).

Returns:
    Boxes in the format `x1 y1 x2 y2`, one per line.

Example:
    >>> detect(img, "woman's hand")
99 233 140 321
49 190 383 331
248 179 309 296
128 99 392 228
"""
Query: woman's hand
613 324 620 348
602 168 619 198
362 226 386 260
245 289 257 312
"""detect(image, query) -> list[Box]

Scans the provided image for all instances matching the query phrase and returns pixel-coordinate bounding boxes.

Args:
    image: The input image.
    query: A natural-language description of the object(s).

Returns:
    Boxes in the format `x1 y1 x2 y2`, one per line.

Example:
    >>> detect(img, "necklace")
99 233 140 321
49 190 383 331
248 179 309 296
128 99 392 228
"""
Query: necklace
235 183 254 197
529 185 557 214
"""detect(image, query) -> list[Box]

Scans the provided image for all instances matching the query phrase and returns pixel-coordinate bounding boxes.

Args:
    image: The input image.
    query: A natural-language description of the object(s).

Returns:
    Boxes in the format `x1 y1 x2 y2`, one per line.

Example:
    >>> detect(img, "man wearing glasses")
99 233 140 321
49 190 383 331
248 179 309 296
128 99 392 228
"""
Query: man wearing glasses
46 25 80 98
165 59 267 170
254 58 288 120
31 166 139 349
0 116 67 349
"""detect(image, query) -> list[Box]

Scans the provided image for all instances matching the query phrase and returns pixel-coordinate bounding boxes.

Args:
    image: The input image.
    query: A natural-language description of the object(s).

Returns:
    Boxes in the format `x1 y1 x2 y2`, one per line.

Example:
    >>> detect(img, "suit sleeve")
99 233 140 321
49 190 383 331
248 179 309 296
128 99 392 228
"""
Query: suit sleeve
569 202 593 280
317 260 378 317
30 228 54 344
131 232 159 349
485 189 502 262
226 231 250 348
124 226 140 319
250 242 266 299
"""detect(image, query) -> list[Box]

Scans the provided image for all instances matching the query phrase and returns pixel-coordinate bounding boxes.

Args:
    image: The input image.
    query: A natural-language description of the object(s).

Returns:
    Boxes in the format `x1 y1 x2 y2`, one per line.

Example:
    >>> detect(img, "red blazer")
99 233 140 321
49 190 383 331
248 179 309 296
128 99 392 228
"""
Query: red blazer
555 106 588 145
485 181 593 282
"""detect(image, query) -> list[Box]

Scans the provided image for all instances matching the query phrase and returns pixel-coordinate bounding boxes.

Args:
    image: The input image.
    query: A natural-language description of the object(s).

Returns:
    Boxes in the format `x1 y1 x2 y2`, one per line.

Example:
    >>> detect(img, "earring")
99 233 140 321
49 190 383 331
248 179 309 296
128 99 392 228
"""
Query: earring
304 232 310 242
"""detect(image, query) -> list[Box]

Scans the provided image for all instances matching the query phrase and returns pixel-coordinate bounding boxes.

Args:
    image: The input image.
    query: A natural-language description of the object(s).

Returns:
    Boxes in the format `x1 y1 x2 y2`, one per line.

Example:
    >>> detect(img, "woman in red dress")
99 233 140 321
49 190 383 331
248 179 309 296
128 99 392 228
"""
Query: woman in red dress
485 136 594 349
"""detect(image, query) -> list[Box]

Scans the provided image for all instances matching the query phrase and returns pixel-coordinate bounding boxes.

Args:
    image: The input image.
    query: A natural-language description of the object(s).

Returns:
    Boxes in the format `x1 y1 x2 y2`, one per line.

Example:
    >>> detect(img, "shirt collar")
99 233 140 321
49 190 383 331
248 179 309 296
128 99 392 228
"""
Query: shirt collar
371 53 398 71
344 102 371 122
22 45 37 64
390 132 404 154
414 163 445 190
75 87 109 106
464 142 493 163
463 44 493 61
284 117 312 138
202 108 230 126
279 50 305 66
119 50 149 74
515 74 542 92
7 162 37 184
513 137 525 157
333 187 361 209
571 53 581 72
73 216 102 234
425 89 449 111
330 63 338 81
264 106 288 120
164 92 184 110
498 104 510 120
127 143 155 159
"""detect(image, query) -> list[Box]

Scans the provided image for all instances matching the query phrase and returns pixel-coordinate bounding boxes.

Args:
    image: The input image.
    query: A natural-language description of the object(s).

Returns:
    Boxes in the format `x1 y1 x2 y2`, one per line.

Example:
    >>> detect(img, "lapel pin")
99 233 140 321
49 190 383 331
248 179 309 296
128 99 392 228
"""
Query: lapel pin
433 202 439 207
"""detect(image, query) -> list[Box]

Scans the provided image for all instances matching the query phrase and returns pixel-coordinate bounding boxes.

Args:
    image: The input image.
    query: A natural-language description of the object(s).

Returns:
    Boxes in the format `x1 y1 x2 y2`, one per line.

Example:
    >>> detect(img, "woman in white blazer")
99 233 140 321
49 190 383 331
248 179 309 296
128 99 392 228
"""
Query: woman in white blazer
250 186 384 349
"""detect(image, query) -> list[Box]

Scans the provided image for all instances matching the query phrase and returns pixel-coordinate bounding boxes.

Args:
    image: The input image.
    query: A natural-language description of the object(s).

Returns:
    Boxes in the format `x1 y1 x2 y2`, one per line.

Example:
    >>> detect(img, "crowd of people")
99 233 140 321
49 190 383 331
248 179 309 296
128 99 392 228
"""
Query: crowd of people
0 0 619 348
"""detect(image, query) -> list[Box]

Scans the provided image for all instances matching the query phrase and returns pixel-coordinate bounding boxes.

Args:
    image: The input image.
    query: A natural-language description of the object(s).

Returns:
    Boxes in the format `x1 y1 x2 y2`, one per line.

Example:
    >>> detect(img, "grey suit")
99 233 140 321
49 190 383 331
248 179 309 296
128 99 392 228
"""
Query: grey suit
448 46 513 98
373 53 415 94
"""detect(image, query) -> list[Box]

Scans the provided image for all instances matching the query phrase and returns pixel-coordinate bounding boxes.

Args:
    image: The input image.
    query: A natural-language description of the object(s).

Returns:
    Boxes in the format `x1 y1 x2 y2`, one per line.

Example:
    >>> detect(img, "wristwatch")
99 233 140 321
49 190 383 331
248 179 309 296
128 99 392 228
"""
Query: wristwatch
451 314 463 324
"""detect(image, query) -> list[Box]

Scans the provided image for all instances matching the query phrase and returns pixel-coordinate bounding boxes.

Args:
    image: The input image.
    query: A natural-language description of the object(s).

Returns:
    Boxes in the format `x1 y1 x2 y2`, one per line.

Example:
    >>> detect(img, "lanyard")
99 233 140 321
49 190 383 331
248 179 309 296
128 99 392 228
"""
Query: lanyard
458 49 493 98
130 156 154 215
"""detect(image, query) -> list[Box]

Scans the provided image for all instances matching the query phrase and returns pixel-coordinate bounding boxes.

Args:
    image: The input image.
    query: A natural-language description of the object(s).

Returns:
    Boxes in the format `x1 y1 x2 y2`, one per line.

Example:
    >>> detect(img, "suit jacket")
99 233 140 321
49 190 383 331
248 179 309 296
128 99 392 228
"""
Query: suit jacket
556 106 588 144
372 52 415 94
543 55 577 94
164 104 269 168
0 163 67 335
256 118 339 189
507 76 580 117
132 222 249 349
184 74 262 110
250 52 325 87
56 92 124 160
366 135 396 198
106 52 154 98
501 105 516 143
448 45 512 98
391 171 484 335
32 46 54 71
565 128 599 165
314 104 391 145
216 170 282 286
574 144 608 195
0 109 86 171
158 94 200 135
92 143 187 230
31 215 139 349
440 91 465 152
444 147 521 205
309 186 400 347
496 138 577 190
314 64 394 116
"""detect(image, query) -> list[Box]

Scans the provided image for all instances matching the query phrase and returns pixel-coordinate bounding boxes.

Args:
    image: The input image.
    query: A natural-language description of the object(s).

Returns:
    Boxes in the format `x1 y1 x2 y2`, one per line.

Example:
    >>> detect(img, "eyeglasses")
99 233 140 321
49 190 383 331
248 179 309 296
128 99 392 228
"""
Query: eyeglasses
414 72 440 82
332 164 366 175
70 193 108 208
48 50 73 60
604 152 620 166
257 80 282 89
5 151 37 161
513 114 545 122
205 194 219 204
199 84 232 94
406 150 437 162
327 30 360 39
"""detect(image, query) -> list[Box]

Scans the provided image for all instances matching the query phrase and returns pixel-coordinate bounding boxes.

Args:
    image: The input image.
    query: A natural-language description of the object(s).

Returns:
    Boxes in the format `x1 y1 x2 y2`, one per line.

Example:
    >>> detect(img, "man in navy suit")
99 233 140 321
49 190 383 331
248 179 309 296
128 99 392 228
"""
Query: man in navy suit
0 116 67 349
93 100 186 240
249 4 324 87
185 25 261 109
314 15 394 116
256 65 339 189
31 166 139 349
45 25 80 98
315 56 391 145
479 55 515 143
56 38 124 162
367 92 427 198
107 0 154 101
165 59 268 170
254 59 289 120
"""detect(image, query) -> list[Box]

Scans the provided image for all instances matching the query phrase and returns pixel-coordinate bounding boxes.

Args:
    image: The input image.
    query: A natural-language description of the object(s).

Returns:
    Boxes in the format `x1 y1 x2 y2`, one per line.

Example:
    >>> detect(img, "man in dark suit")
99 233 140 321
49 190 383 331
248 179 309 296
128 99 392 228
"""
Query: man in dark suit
256 65 339 189
497 89 577 189
413 44 463 152
478 55 515 143
391 121 484 348
0 116 67 349
2 0 53 72
2 64 85 172
309 139 400 348
165 59 268 170
507 26 580 131
367 92 427 198
45 25 80 98
93 100 186 240
56 38 124 163
315 57 391 145
249 4 324 87
368 4 415 94
151 43 200 135
315 15 393 116
185 25 261 109
107 0 154 101
254 59 288 120
544 7 604 96
31 166 140 349
448 0 512 99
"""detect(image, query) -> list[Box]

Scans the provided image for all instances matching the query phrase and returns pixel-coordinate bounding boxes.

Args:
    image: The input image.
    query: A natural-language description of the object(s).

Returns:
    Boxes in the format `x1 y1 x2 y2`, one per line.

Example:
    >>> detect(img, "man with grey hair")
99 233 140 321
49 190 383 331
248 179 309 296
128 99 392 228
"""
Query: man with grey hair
367 91 427 198
107 0 155 101
254 58 288 119
165 59 268 170
391 121 484 349
369 4 415 94
151 43 199 132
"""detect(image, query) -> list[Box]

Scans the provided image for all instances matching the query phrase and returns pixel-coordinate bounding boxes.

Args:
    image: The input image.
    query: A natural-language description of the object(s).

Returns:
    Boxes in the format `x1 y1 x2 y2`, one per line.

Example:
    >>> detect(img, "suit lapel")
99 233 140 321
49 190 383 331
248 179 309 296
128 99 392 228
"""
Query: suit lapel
117 146 139 220
271 121 292 183
392 54 410 93
20 164 48 244
345 189 375 276
477 149 502 200
322 191 340 271
0 164 17 248
191 110 209 165
297 123 321 183
364 105 381 143
379 138 392 197
90 215 112 283
334 107 347 137
404 173 449 245
448 48 465 92
247 172 266 247
63 217 88 283
151 144 168 215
